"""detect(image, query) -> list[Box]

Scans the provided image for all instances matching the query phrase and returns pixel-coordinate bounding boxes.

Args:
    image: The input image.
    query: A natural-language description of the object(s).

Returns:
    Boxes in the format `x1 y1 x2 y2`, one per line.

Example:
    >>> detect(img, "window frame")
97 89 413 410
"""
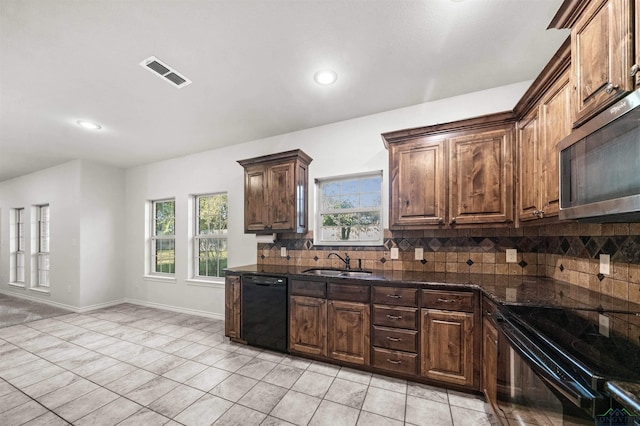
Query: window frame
16 208 25 283
150 198 176 276
314 170 384 246
193 193 228 281
36 204 50 288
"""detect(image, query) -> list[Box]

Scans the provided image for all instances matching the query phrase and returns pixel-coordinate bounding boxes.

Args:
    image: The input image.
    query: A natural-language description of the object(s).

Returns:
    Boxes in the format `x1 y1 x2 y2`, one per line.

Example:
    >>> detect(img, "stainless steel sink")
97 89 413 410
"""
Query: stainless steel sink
302 268 372 277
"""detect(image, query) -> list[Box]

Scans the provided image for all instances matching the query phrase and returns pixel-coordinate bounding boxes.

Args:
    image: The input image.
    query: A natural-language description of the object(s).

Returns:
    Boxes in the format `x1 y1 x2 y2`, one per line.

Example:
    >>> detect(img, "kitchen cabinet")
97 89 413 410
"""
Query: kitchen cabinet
515 38 571 224
448 126 513 226
327 300 370 365
224 275 241 339
290 295 327 357
383 115 514 229
420 289 477 388
237 149 312 234
551 0 634 127
482 316 498 412
371 286 419 375
289 280 370 366
388 138 447 227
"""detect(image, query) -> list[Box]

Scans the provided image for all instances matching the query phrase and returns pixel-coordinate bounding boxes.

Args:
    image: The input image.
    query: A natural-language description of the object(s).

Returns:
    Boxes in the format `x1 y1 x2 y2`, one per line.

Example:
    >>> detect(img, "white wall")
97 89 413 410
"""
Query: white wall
0 160 126 311
124 81 531 317
79 161 126 308
0 160 82 309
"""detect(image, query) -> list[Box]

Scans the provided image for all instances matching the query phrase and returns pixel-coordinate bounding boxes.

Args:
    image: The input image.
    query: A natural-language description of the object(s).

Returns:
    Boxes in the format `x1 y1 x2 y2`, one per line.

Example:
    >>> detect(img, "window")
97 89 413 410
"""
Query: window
37 205 50 287
9 208 25 284
194 193 228 279
315 171 383 245
151 199 175 274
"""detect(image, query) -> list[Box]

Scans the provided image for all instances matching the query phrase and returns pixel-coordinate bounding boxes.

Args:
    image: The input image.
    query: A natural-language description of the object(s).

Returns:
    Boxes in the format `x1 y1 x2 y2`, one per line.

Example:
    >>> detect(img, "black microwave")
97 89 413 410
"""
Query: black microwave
559 89 640 222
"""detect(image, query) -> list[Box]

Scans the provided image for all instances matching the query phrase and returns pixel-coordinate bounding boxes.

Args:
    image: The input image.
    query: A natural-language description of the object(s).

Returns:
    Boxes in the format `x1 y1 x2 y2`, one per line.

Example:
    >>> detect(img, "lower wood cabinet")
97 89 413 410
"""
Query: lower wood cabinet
289 295 327 357
483 316 498 411
224 275 241 339
420 308 475 387
327 300 370 365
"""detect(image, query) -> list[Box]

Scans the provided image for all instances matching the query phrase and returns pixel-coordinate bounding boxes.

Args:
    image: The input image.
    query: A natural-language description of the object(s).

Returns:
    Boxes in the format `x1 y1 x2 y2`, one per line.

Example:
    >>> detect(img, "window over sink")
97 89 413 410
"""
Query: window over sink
314 171 383 246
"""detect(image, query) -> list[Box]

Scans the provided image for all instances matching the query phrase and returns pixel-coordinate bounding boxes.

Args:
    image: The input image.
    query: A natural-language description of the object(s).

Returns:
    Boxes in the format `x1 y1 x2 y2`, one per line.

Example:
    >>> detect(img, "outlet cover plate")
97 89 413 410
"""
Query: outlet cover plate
600 254 610 275
280 247 287 257
390 247 399 259
415 247 424 260
506 249 517 263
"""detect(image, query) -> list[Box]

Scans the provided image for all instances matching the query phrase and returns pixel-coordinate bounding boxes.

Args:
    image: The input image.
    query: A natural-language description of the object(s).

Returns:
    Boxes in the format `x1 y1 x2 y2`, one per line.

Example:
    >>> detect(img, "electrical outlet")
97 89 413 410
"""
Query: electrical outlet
599 314 610 337
280 247 287 257
415 247 424 260
600 254 610 275
390 247 399 259
506 249 517 263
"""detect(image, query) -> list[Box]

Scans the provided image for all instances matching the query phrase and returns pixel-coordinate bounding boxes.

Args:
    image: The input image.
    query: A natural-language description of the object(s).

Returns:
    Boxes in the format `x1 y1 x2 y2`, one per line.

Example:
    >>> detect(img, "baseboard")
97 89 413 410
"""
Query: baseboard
0 288 79 312
0 288 224 320
124 298 224 320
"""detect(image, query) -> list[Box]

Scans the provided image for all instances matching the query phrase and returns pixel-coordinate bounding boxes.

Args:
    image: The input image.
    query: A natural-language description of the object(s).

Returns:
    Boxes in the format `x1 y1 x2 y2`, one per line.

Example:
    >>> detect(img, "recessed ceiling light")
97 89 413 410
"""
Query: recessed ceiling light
314 70 338 85
76 120 102 130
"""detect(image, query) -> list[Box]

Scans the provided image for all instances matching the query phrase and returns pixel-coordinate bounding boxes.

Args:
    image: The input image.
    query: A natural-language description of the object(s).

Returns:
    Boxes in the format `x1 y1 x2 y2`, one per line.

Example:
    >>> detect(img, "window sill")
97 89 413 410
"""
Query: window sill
185 278 225 289
29 286 50 295
143 275 177 284
8 282 25 289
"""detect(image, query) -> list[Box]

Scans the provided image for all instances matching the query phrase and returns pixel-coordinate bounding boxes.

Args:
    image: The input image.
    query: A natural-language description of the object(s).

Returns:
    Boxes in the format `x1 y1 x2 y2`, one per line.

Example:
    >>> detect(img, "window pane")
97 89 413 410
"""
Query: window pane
155 239 175 273
198 194 228 235
198 237 227 278
320 211 381 242
360 192 381 208
360 177 381 193
155 200 175 236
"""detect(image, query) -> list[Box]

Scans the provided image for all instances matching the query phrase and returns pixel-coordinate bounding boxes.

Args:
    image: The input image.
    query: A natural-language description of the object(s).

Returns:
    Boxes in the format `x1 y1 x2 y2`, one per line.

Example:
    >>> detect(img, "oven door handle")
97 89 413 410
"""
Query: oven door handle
499 319 600 411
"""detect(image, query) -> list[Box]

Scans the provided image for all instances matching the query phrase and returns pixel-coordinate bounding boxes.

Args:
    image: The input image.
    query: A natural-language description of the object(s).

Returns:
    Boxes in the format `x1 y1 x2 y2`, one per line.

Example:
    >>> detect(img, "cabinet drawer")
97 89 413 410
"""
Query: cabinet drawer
372 305 418 329
327 283 370 303
421 289 474 312
291 280 326 297
372 286 418 307
372 347 417 376
372 326 417 353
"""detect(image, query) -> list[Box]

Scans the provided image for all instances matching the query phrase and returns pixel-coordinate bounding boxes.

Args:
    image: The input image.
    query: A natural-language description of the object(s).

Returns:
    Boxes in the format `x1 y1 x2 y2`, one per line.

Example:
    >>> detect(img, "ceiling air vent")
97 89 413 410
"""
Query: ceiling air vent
139 56 192 89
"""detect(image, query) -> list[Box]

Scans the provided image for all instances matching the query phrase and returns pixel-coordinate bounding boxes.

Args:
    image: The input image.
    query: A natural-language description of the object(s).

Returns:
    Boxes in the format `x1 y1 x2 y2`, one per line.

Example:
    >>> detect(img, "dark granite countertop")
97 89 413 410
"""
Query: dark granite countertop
226 264 640 314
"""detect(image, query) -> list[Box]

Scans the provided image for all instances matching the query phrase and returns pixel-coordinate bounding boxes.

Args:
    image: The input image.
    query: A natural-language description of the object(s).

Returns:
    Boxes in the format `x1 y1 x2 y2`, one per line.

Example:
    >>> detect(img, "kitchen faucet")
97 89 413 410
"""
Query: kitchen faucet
328 252 350 269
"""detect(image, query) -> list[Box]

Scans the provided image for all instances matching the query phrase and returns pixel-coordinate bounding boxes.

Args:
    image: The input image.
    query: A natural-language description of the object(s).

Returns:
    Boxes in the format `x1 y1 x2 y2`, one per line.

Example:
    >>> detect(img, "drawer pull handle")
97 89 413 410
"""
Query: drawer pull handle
386 336 401 342
437 298 456 303
386 315 403 320
387 359 402 365
387 294 402 299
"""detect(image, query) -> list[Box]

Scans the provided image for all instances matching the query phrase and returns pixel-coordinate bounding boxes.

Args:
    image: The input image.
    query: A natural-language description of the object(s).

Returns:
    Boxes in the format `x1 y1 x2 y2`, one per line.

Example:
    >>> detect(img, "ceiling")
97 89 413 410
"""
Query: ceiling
0 0 569 182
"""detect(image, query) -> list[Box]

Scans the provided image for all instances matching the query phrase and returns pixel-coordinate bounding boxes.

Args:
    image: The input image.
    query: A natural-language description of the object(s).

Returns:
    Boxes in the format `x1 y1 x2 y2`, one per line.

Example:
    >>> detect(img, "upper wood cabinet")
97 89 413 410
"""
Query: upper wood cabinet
238 149 312 234
388 137 447 227
383 114 515 229
448 126 513 226
551 0 634 127
515 38 572 225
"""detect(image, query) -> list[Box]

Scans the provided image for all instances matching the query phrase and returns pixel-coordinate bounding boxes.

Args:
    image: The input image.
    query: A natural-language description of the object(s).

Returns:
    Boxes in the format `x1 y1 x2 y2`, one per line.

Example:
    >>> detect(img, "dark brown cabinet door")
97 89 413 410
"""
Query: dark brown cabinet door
540 71 571 219
571 0 633 126
327 300 370 366
289 296 327 357
224 275 241 339
517 110 542 222
268 162 294 231
389 138 447 228
244 165 269 232
448 126 513 226
482 317 498 412
421 308 475 387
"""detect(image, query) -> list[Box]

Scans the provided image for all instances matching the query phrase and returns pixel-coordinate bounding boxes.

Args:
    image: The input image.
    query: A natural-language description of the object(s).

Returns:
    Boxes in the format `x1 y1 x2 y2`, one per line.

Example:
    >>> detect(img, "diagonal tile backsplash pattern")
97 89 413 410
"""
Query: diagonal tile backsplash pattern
257 222 640 305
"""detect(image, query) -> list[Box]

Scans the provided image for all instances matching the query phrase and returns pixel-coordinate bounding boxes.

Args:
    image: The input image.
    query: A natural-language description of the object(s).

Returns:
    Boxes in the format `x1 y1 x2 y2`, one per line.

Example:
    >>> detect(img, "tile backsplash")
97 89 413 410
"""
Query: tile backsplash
257 222 640 305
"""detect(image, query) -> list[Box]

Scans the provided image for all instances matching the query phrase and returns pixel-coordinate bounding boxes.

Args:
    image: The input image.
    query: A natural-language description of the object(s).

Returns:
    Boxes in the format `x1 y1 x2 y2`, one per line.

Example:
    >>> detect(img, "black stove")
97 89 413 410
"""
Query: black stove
506 305 640 389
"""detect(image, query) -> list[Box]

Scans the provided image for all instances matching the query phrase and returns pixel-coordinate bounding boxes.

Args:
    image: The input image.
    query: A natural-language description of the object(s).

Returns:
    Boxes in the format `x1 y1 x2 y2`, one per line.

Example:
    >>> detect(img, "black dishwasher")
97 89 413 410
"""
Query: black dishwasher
241 275 288 353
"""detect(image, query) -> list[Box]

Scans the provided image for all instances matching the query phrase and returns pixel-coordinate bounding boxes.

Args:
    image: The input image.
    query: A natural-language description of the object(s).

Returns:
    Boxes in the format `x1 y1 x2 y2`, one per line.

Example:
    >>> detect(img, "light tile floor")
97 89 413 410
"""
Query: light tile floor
0 300 497 426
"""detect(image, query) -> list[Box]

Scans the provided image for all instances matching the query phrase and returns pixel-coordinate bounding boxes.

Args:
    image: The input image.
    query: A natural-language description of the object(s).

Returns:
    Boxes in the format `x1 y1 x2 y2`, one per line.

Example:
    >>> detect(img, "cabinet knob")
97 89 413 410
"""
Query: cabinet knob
437 217 444 225
449 217 457 225
630 64 639 77
605 83 619 94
